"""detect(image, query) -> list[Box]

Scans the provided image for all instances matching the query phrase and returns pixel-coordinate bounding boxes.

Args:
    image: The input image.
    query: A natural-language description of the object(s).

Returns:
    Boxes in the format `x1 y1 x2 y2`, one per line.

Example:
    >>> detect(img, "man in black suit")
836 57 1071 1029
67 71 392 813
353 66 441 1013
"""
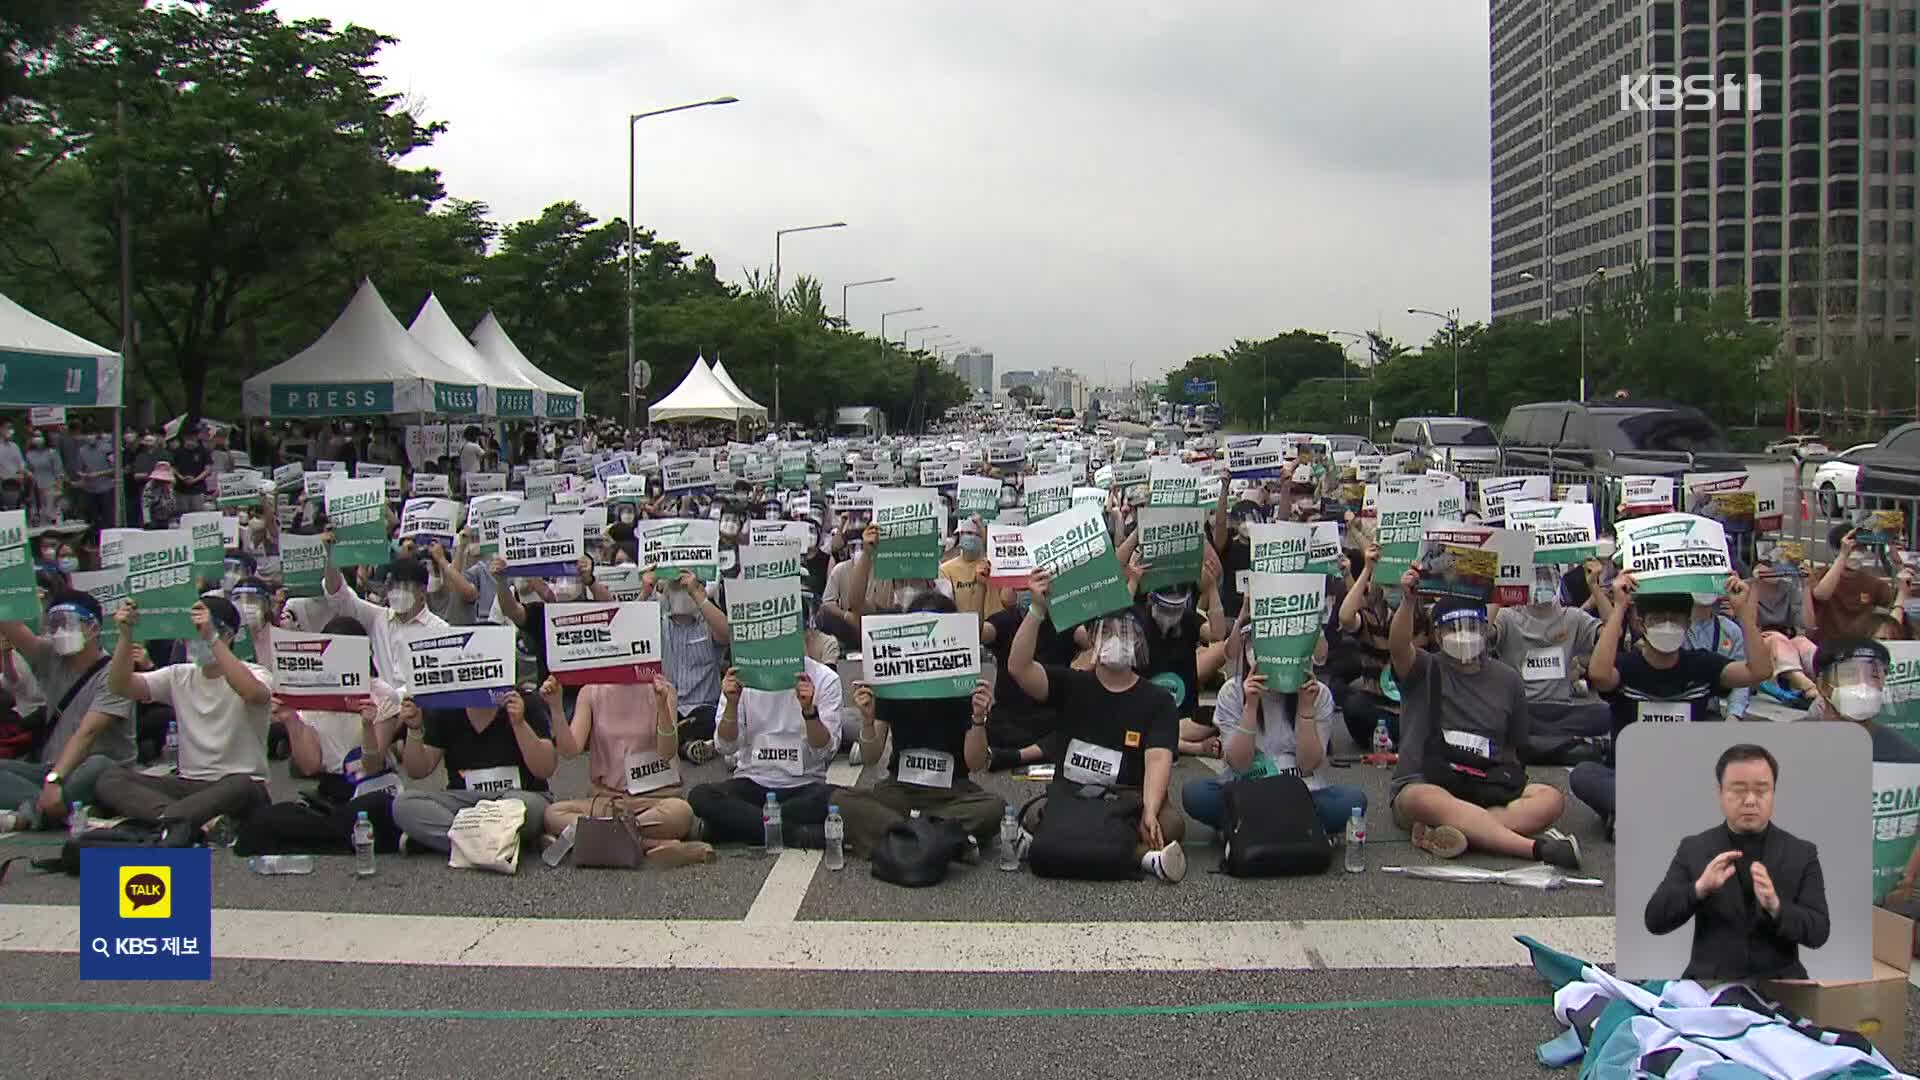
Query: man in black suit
1645 743 1830 980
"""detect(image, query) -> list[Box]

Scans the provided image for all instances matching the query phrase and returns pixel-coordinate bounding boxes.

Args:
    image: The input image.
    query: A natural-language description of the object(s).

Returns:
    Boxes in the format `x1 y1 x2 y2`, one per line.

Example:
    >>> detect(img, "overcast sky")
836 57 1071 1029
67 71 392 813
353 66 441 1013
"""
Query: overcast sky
269 0 1491 388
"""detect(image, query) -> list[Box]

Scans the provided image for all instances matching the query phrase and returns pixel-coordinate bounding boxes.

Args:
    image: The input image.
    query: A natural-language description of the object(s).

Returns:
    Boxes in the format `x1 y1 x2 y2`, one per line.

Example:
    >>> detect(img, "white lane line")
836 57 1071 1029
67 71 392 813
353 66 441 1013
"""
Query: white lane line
739 756 865 925
0 905 1613 972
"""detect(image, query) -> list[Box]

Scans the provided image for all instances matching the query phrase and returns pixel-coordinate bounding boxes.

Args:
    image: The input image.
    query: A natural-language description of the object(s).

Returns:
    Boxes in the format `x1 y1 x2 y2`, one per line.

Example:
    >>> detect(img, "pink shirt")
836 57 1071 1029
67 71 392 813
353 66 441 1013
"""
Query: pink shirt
582 682 670 793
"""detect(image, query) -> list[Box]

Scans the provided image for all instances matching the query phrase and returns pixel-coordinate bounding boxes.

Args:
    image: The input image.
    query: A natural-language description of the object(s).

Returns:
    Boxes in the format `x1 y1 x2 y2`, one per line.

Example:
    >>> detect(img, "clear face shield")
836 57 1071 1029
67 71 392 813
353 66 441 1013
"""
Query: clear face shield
231 588 271 630
1436 610 1488 663
1530 566 1560 608
1826 655 1889 721
1092 615 1147 671
46 606 97 656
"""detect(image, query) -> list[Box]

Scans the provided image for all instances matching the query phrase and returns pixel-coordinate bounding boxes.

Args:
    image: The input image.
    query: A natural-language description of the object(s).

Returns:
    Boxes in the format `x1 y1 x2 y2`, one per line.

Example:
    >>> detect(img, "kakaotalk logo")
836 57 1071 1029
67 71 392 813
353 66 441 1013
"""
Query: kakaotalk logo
1619 73 1765 113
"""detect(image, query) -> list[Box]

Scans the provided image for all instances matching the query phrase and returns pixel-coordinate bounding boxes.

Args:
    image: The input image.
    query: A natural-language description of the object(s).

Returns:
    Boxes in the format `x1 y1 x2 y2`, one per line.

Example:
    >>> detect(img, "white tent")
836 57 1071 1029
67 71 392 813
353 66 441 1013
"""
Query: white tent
469 313 583 421
649 354 768 423
408 293 500 417
709 358 767 414
242 279 484 418
0 290 122 407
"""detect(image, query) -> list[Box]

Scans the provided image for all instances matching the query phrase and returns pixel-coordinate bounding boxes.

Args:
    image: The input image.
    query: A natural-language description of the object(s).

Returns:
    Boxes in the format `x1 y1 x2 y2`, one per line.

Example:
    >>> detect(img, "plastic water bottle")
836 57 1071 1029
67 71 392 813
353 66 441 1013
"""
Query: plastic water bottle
1344 807 1367 873
351 811 376 877
823 805 845 871
998 807 1021 871
542 821 576 867
161 721 179 770
67 802 88 839
1371 718 1394 759
246 854 315 875
763 793 784 854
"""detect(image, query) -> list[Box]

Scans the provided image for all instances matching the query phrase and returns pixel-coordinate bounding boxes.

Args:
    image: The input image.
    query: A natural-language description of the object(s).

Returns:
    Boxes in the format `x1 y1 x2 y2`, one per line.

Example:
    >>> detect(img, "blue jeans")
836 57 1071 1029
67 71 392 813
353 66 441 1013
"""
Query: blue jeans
1181 775 1369 836
1568 762 1614 819
0 754 118 828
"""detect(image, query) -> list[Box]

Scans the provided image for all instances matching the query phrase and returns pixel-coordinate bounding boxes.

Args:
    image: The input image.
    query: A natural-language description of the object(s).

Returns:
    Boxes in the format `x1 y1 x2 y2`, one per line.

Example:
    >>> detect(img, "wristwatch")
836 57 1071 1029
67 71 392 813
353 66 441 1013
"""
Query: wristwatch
42 769 60 786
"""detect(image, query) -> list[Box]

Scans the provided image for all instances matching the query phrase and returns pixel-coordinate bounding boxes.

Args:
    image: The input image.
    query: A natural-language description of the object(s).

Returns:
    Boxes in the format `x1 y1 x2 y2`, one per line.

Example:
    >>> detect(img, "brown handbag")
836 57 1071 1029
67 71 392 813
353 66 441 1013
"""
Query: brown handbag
571 795 645 869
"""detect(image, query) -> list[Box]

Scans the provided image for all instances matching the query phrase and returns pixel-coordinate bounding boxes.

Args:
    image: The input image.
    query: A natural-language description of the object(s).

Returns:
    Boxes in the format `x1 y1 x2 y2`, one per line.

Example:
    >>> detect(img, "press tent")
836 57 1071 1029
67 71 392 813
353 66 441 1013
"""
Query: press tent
241 279 483 418
468 312 582 421
406 293 498 417
0 290 122 407
648 354 767 423
708 358 767 415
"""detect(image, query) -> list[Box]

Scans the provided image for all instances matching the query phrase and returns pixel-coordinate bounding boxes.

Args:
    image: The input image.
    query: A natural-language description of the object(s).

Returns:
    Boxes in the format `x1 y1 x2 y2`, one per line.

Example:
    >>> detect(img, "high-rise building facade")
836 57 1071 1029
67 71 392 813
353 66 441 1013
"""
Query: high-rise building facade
951 348 994 397
1491 0 1920 365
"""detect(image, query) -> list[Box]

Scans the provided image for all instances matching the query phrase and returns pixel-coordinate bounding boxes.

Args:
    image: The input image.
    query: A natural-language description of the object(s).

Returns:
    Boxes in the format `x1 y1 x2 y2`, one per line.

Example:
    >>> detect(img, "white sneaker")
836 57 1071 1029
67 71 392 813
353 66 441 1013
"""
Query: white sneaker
0 811 18 834
1145 841 1187 884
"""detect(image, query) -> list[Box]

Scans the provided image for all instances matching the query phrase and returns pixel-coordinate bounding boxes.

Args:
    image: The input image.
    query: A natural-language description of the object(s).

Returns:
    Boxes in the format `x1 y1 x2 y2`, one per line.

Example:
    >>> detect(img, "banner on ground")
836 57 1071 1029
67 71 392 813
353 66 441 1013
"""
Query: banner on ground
0 510 37 621
324 477 389 569
637 518 720 582
1023 471 1072 523
216 470 265 510
1683 472 1756 534
399 498 463 550
267 629 372 710
956 475 1001 523
861 613 981 700
122 528 199 640
872 488 943 581
1147 460 1206 508
1615 512 1732 595
401 625 516 708
1476 475 1550 526
67 569 128 650
1874 762 1920 904
1618 475 1676 518
499 511 585 578
1248 521 1342 577
662 453 715 494
726 576 804 691
1507 501 1598 565
1415 523 1530 605
1026 504 1131 630
1137 506 1207 592
986 524 1033 588
1249 571 1326 693
544 601 663 686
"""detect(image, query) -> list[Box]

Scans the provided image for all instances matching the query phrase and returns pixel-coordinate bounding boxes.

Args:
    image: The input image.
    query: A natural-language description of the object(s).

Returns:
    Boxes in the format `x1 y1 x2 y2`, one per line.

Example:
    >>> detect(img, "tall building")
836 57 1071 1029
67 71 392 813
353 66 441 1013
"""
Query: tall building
998 367 1086 411
1490 0 1920 365
951 348 994 397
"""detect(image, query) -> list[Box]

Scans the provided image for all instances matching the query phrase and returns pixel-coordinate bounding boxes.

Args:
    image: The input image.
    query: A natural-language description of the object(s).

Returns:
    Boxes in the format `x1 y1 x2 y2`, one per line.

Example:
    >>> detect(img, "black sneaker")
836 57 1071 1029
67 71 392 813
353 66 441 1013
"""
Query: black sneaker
160 819 197 849
988 747 1021 773
1533 828 1582 870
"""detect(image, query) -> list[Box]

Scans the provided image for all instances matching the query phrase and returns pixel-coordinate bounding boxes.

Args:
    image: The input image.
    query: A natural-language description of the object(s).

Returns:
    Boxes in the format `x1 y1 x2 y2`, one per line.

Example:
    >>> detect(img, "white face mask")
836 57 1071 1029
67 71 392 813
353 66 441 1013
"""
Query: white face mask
1643 622 1686 654
51 627 86 656
668 590 698 616
550 579 583 602
1440 629 1483 663
1530 584 1559 608
1096 636 1136 670
892 586 917 611
187 638 217 666
387 586 420 615
1832 684 1884 722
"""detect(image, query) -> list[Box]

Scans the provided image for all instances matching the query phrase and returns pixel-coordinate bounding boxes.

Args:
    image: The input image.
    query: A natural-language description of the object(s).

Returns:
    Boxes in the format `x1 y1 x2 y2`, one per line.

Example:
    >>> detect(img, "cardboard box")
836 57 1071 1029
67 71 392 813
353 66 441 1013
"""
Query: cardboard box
1764 907 1912 1066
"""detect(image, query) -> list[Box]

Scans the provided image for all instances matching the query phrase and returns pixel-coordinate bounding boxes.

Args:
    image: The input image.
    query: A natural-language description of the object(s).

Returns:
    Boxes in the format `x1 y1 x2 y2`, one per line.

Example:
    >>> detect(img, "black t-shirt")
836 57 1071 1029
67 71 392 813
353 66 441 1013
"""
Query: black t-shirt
172 445 211 492
987 609 1073 720
878 695 973 783
1041 664 1179 788
1220 538 1251 616
423 704 551 793
518 600 550 683
1140 604 1203 718
1601 647 1733 744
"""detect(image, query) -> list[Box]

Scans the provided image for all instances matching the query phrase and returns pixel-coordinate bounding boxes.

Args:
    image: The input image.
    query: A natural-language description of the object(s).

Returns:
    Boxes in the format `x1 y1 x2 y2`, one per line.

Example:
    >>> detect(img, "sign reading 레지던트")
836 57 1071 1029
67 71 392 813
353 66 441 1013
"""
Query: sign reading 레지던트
725 576 804 691
544 601 663 686
861 613 981 700
638 517 720 582
401 624 516 708
267 629 373 711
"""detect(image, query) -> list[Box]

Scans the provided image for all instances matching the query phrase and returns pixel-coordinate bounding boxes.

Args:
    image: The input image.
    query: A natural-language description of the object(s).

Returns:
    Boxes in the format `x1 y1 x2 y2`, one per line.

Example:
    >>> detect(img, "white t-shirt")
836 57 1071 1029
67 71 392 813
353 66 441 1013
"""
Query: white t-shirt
1212 674 1337 791
716 656 844 789
459 441 484 476
138 662 273 781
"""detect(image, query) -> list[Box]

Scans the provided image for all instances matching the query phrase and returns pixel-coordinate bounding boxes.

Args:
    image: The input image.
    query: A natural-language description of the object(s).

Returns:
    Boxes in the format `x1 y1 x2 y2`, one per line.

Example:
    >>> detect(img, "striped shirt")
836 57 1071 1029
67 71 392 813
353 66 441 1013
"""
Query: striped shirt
662 612 723 716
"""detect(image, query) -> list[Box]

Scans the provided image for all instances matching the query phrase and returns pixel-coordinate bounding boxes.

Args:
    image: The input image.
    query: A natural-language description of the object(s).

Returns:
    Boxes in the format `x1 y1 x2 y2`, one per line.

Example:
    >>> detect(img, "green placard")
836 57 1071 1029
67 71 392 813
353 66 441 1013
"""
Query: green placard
956 475 1000 523
1137 506 1206 592
325 477 389 569
280 532 327 598
1249 571 1325 693
123 529 199 640
1026 504 1132 631
0 350 101 406
1374 487 1431 585
726 576 804 691
1874 763 1920 903
0 509 39 621
1881 641 1920 744
181 511 225 587
67 569 127 651
872 489 942 581
271 382 394 416
216 470 265 510
495 388 537 417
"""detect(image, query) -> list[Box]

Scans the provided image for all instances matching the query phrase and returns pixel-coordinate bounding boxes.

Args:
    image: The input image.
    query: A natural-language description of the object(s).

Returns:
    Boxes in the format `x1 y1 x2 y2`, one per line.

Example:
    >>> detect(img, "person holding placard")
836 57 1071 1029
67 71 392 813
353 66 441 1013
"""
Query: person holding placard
938 517 999 625
97 597 274 846
1386 571 1583 870
274 616 406 801
536 673 714 867
980 579 1073 767
0 591 134 833
391 687 557 855
320 533 449 687
1333 543 1431 752
639 568 729 764
1131 545 1230 758
843 523 952 633
687 656 844 849
1004 565 1187 882
1576 573 1770 839
1798 638 1920 761
1489 563 1613 740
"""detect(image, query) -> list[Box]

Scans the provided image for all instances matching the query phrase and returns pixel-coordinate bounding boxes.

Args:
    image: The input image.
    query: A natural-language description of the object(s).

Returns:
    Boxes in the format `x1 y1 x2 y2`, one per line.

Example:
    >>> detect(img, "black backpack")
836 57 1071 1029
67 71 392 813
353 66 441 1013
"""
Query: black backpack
23 823 165 878
870 815 971 888
1220 775 1332 877
1026 782 1144 880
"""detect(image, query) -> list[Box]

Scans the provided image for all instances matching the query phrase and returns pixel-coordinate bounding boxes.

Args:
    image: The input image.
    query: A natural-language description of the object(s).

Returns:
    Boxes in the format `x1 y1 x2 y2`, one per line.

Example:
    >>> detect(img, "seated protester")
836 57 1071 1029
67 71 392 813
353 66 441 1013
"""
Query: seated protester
390 687 556 854
534 673 713 867
836 597 1005 857
843 523 954 630
321 536 448 687
1182 622 1367 836
981 582 1072 767
228 575 276 665
418 539 468 624
816 516 871 650
1003 566 1187 882
687 658 844 849
639 568 729 764
1490 562 1613 737
1385 574 1582 869
218 552 257 595
1333 542 1431 750
494 555 608 687
938 517 998 626
96 598 273 845
1685 591 1753 721
1573 573 1769 837
1133 546 1229 758
0 591 135 832
1801 637 1920 762
276 616 406 802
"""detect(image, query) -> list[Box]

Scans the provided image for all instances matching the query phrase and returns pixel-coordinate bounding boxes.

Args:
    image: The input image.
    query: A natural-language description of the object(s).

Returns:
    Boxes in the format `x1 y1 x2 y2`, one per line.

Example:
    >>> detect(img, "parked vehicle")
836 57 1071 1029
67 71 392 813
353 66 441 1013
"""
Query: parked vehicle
1809 443 1878 515
1765 434 1830 458
1387 416 1499 474
1848 425 1920 531
1497 400 1753 478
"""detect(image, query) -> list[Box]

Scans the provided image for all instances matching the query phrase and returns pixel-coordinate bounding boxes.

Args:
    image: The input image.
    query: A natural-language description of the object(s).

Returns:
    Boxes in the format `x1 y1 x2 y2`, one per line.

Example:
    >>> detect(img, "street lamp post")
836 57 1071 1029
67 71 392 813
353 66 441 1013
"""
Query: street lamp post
901 324 939 347
1522 266 1608 402
841 276 895 326
771 221 848 426
1330 330 1368 427
627 96 738 431
1407 307 1462 415
880 307 923 349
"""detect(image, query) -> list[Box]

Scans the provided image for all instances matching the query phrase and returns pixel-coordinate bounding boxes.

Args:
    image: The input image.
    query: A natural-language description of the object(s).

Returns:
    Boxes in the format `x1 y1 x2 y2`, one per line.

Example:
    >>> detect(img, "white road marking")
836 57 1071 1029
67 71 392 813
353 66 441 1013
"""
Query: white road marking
739 756 864 924
0 904 1614 972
